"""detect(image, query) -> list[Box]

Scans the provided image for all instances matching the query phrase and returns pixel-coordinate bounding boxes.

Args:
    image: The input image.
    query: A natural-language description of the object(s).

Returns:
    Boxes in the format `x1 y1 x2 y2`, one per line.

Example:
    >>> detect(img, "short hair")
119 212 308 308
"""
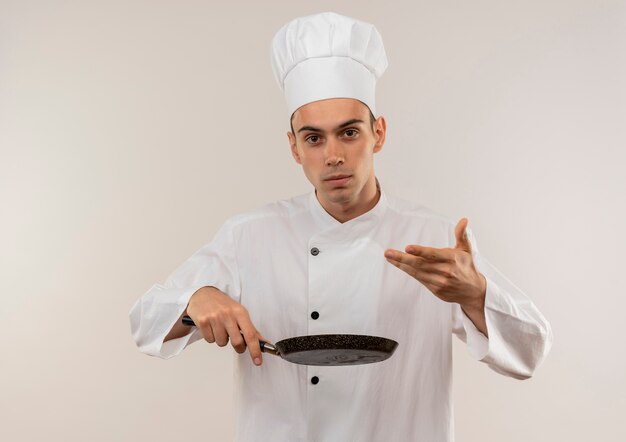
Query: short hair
290 107 377 135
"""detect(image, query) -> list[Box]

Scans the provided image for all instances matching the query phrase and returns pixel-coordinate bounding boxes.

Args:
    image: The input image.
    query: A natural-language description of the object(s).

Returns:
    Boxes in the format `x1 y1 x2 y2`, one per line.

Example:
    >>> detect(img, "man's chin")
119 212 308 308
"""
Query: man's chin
319 188 354 205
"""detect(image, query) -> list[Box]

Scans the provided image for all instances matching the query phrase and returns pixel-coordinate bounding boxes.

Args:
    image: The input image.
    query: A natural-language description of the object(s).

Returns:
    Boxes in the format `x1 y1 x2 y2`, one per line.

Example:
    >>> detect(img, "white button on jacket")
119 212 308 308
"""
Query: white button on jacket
129 187 553 442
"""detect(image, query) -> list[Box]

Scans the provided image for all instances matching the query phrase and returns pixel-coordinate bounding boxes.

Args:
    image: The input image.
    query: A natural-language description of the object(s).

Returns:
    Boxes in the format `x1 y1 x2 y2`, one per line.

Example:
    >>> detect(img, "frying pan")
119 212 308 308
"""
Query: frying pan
181 315 398 366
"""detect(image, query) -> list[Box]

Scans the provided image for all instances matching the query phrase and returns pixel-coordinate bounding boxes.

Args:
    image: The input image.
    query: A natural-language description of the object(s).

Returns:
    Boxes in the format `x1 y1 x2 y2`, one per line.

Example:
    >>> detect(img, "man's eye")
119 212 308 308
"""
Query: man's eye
344 129 358 137
306 135 320 144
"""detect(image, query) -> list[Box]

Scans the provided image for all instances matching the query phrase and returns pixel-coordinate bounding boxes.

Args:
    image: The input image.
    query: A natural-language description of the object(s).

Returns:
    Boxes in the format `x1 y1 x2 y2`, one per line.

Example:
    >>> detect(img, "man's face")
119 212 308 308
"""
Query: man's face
287 98 386 210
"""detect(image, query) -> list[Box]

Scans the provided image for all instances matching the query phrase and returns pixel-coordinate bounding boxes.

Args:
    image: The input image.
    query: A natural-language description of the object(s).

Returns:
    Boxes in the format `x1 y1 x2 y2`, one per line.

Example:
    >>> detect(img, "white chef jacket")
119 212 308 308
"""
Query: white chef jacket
129 185 553 442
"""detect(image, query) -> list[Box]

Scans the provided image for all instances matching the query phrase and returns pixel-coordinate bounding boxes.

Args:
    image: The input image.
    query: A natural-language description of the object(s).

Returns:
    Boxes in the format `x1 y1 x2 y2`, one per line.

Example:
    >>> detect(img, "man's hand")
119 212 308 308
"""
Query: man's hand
186 286 269 366
384 218 488 336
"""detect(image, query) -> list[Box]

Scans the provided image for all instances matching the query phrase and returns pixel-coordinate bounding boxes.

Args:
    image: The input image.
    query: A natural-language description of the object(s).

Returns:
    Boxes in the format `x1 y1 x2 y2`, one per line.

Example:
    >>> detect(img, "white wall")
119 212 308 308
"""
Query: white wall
1 1 624 440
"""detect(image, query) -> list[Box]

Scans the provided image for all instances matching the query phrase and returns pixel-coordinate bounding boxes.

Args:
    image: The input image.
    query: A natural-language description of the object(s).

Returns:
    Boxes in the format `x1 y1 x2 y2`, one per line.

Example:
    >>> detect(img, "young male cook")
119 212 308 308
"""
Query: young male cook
130 11 553 442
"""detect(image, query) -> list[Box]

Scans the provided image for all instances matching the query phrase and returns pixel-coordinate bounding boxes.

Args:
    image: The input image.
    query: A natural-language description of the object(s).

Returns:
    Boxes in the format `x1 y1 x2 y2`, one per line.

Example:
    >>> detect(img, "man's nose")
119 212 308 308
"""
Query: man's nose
325 138 345 166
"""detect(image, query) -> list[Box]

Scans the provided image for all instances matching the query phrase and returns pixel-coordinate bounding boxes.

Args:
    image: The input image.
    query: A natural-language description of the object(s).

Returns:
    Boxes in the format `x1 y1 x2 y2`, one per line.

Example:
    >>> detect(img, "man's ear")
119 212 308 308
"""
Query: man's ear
373 116 386 154
287 131 302 164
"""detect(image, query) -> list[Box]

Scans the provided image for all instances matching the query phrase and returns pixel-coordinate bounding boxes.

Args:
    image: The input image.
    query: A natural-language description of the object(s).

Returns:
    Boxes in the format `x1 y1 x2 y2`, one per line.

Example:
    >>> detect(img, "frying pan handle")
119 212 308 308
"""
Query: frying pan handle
181 315 278 356
260 341 279 356
181 315 196 326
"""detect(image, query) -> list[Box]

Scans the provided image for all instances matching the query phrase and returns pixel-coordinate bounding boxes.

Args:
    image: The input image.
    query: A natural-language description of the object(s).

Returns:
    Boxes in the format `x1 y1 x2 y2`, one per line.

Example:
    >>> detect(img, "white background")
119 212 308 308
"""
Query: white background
1 1 625 440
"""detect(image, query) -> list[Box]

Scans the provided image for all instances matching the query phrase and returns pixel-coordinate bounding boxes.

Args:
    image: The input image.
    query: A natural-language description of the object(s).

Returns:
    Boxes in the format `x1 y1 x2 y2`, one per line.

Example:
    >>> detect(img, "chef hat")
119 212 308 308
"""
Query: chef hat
271 11 388 117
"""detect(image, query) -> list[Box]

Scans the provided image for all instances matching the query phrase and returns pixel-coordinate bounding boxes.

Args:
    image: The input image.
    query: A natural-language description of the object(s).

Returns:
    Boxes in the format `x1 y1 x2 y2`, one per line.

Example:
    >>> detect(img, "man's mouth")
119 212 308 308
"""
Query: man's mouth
324 174 352 186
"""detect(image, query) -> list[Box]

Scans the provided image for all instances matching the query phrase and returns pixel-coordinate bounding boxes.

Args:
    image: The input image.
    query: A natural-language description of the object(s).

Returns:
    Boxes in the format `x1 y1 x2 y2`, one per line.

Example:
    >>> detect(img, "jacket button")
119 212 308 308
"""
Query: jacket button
310 247 320 256
311 311 319 320
311 376 319 385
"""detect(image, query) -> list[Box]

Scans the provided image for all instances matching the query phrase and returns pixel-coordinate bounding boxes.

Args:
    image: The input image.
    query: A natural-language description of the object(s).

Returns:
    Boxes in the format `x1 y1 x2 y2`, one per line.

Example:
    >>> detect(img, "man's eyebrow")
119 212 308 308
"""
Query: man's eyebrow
297 125 323 134
296 118 365 134
337 118 365 129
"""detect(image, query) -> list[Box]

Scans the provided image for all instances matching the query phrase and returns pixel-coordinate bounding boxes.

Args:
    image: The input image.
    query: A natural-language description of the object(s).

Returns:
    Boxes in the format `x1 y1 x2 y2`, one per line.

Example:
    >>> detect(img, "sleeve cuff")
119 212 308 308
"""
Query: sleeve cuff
158 286 204 359
130 284 204 359
461 276 499 361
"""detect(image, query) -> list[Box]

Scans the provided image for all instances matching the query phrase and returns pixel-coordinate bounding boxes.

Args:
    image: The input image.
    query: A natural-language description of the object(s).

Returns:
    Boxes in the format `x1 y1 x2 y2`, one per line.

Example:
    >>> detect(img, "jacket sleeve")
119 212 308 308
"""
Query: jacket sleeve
451 224 553 380
128 218 242 359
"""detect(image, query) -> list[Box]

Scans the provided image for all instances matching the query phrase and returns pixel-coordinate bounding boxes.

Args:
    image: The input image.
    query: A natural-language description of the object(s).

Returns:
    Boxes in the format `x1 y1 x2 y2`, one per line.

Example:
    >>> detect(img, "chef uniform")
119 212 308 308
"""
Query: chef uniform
129 12 553 442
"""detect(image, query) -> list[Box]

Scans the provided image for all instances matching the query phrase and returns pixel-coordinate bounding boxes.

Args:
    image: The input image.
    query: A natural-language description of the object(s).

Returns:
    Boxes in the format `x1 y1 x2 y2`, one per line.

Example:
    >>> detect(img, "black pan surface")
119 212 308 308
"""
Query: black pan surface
272 334 398 366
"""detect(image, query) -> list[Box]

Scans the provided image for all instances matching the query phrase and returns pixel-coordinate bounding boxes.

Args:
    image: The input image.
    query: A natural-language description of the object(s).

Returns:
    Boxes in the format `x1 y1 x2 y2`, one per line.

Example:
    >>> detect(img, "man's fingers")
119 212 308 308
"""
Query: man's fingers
402 245 454 262
241 328 264 366
386 256 450 298
211 319 229 347
203 324 216 343
385 249 416 265
418 261 455 278
189 289 268 366
235 312 266 366
385 249 451 269
454 217 472 253
195 316 217 343
224 319 246 353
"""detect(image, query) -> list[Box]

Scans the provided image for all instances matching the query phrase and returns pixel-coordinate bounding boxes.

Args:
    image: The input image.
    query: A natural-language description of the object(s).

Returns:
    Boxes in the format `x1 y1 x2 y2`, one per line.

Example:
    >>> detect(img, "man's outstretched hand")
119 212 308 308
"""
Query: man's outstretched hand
384 217 488 336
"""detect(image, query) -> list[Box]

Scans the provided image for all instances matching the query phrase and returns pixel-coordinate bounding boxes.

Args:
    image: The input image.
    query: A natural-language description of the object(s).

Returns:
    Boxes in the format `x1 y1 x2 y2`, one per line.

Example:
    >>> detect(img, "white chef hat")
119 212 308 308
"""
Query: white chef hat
271 11 388 118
